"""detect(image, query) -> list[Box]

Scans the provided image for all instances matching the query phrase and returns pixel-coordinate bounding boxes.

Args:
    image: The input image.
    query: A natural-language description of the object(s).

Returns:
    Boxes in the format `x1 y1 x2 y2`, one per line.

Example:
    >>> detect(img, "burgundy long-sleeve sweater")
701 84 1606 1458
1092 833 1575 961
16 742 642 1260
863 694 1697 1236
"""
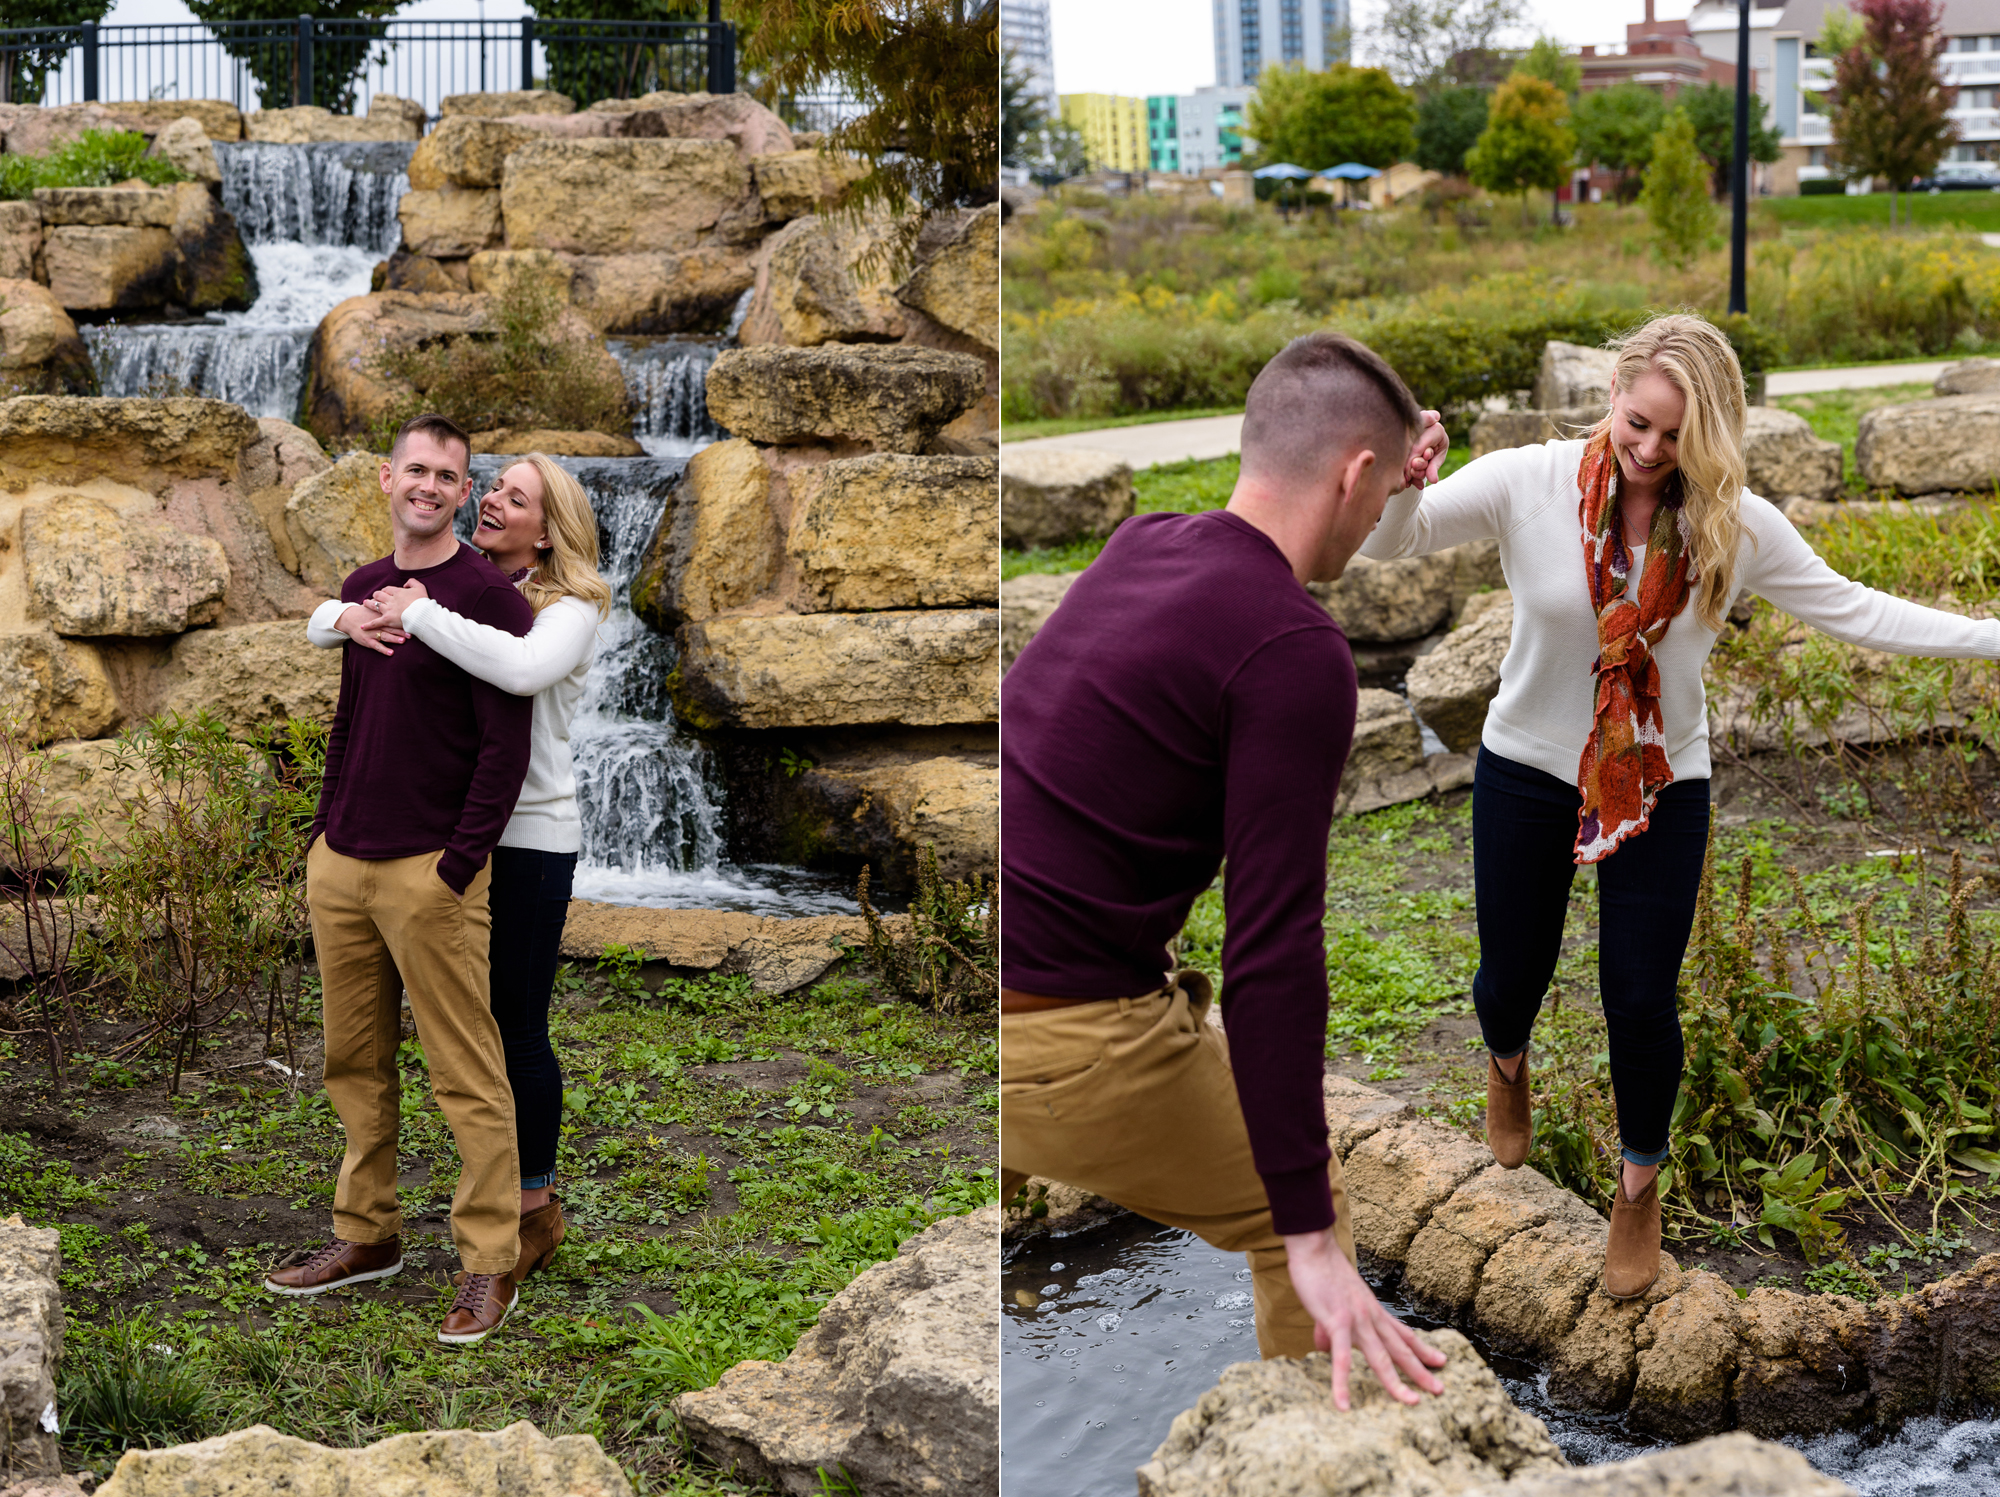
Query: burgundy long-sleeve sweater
1001 509 1359 1235
311 545 535 895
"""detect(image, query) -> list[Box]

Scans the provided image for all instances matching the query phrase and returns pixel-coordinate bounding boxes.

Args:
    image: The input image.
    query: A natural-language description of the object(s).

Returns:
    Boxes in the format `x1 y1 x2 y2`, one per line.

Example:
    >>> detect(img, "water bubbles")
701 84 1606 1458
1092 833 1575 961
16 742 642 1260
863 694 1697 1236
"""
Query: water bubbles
1041 1284 1062 1296
1234 1267 1253 1281
1050 1263 1066 1272
1213 1291 1253 1311
1095 1313 1122 1332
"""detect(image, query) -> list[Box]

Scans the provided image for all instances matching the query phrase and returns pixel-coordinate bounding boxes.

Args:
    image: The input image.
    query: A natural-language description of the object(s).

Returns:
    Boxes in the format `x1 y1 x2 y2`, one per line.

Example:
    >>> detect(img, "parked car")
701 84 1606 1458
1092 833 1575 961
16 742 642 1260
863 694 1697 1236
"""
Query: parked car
1918 162 2000 191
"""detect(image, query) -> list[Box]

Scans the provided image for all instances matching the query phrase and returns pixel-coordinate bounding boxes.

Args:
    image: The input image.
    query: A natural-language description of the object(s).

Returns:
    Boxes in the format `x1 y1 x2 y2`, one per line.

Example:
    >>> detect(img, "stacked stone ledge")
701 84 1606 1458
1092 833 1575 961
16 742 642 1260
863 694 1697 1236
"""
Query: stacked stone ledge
0 1216 61 1484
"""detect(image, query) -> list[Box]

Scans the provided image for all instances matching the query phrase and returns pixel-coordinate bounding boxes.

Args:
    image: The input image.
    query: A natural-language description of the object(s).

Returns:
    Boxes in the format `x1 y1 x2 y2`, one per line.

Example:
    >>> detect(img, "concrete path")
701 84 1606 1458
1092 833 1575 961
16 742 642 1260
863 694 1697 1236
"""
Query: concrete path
1003 363 1955 471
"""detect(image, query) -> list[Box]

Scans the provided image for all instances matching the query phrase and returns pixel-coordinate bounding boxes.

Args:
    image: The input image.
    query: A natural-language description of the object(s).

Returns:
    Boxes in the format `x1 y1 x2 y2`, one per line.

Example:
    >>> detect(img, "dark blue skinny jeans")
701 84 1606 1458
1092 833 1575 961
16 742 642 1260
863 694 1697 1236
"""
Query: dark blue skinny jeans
487 846 576 1189
1470 747 1709 1166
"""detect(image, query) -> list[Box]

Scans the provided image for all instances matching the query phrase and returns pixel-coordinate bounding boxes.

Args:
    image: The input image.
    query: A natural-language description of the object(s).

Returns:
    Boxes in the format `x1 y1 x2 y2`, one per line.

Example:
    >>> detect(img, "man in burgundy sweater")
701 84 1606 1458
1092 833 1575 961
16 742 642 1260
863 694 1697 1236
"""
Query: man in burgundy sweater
265 414 535 1347
1002 333 1449 1409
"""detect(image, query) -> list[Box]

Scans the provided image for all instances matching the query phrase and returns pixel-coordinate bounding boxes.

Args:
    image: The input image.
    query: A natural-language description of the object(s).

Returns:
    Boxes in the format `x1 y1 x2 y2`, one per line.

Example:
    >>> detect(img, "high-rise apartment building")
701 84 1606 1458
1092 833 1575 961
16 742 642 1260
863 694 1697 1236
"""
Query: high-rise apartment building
1061 93 1150 172
1212 0 1350 87
1002 0 1059 117
1177 85 1253 172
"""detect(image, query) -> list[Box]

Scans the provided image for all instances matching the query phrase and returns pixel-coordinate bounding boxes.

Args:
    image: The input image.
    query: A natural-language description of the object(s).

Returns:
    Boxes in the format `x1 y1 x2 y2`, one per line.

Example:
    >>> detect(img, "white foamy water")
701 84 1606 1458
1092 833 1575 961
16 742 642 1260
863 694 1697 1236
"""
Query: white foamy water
1790 1416 2000 1495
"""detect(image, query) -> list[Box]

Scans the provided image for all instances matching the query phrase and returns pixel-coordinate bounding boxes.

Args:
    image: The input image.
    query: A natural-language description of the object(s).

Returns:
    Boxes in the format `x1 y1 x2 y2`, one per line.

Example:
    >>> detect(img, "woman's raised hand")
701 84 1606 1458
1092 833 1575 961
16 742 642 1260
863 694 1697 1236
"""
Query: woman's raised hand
367 579 431 632
1405 410 1447 491
332 604 406 656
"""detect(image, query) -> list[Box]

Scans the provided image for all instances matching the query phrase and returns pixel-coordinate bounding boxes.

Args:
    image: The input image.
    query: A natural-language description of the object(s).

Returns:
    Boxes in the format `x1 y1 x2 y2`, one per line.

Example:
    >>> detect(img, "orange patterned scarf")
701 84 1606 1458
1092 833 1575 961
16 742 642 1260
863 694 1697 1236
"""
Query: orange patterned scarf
1574 430 1694 864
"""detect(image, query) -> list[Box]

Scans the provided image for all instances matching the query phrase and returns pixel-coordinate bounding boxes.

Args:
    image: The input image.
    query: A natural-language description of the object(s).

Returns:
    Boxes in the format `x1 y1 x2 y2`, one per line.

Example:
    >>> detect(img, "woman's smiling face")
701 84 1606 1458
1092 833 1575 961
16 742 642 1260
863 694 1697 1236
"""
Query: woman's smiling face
473 461 548 566
1610 365 1685 493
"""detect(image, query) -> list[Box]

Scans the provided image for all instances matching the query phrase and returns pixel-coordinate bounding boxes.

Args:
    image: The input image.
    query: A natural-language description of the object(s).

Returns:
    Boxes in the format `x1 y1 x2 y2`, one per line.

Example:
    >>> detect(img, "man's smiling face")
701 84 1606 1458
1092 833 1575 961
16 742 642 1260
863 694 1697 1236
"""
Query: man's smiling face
380 428 472 545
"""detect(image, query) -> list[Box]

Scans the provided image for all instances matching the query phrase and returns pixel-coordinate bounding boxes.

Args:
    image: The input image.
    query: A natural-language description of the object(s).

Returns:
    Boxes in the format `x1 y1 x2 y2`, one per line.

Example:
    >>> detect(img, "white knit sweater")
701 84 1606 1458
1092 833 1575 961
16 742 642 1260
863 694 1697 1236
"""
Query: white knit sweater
308 593 601 853
1359 440 2000 783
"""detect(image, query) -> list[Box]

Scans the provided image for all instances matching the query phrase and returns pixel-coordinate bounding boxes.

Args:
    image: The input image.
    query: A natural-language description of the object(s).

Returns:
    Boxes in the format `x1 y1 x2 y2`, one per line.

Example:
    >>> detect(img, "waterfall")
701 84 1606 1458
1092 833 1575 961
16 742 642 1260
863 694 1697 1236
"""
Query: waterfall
84 142 413 420
608 339 724 458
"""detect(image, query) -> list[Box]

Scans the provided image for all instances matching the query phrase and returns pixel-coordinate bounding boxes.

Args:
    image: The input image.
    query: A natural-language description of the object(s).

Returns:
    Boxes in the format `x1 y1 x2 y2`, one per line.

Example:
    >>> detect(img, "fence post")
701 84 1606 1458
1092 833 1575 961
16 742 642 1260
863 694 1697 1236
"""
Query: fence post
521 16 534 93
706 1 734 94
295 13 313 108
80 22 98 102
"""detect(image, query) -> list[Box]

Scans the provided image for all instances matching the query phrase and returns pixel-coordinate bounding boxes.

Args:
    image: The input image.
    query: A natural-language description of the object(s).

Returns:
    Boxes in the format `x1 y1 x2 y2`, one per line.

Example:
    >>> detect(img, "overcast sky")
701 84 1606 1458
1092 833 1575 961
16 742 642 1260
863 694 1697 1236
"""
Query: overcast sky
1049 0 1699 97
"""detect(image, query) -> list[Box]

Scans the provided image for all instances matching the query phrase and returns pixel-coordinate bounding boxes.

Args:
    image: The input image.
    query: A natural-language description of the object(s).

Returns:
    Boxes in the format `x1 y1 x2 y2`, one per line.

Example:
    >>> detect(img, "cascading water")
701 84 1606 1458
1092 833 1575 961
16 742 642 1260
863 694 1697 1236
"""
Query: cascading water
607 339 724 459
84 141 412 419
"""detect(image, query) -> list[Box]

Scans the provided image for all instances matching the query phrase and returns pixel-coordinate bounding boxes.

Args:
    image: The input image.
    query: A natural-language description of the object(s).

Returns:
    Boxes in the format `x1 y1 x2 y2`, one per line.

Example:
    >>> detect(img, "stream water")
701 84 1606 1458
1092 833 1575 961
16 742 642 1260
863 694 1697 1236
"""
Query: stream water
1002 1216 2000 1496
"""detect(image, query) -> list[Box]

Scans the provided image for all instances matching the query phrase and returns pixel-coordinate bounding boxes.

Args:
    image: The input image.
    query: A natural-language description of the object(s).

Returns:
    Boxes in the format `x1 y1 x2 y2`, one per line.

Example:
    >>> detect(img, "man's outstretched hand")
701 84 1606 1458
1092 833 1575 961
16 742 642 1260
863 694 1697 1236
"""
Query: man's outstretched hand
1282 1225 1448 1410
1405 409 1448 491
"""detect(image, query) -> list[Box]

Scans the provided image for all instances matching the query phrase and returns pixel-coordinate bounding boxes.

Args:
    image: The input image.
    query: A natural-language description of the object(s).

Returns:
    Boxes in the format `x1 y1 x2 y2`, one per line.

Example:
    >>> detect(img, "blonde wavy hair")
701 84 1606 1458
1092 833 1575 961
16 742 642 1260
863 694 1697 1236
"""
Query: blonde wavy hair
1584 314 1749 634
503 454 612 619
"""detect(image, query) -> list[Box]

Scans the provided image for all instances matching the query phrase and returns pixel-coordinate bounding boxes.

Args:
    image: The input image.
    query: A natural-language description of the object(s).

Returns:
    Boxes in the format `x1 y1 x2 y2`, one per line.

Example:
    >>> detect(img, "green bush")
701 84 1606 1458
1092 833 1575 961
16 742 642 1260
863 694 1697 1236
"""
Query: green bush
0 129 190 200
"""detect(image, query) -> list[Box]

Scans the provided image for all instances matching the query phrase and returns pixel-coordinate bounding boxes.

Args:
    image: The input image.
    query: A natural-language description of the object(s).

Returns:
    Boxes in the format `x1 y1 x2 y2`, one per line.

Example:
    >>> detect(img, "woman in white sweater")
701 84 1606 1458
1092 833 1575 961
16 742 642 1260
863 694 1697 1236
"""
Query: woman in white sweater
1374 314 2000 1297
308 453 609 1282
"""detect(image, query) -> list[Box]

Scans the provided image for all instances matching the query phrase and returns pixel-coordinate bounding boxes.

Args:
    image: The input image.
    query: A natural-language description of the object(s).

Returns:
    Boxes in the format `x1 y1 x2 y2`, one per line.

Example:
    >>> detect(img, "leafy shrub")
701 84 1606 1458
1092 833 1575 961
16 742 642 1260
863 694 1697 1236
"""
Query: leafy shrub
1751 229 2000 363
0 129 190 200
857 845 995 1012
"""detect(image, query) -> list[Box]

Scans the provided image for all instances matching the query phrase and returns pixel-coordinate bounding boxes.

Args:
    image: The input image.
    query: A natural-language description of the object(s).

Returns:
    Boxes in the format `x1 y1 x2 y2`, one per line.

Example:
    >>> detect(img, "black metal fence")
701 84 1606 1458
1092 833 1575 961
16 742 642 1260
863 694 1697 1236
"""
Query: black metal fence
0 14 735 118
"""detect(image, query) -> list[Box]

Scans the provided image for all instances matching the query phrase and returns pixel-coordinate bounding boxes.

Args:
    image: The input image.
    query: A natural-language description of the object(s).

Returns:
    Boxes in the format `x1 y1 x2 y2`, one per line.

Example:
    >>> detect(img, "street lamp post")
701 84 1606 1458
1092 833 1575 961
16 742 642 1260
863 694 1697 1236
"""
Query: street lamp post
1729 0 1751 314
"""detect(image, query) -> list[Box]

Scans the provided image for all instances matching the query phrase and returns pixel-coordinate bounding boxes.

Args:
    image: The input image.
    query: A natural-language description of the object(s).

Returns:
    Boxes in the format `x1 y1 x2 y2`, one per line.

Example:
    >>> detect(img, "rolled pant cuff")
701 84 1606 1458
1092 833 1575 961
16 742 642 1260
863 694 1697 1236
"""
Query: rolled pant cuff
460 1254 519 1275
1621 1142 1670 1167
520 1171 555 1190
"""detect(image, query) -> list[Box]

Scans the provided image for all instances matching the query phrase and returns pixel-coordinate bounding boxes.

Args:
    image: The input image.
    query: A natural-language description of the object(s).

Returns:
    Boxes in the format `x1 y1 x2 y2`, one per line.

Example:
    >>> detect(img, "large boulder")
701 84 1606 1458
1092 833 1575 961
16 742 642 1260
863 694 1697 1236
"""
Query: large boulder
1742 405 1842 501
22 493 228 636
32 186 178 227
0 102 131 158
500 138 754 255
1468 407 1602 460
94 1421 630 1497
1934 357 2000 396
706 344 984 454
674 1206 996 1497
1135 1329 1565 1496
739 210 908 349
406 116 543 191
1315 550 1456 644
35 185 252 314
1534 340 1617 411
753 148 868 222
630 438 782 628
1000 570 1079 671
1404 1164 1601 1319
998 448 1133 550
284 452 390 596
168 181 256 314
671 611 998 731
243 105 421 143
1345 687 1424 783
1467 1431 1854 1497
587 90 795 161
398 186 504 258
146 116 221 184
0 397 258 491
0 202 40 282
157 621 345 734
0 1215 61 1480
41 225 178 312
469 428 643 457
0 629 117 745
160 475 319 625
465 248 571 304
0 281 89 391
236 415 332 575
442 89 576 118
563 248 755 335
1408 592 1512 753
100 98 244 142
897 204 998 353
557 902 907 992
788 454 998 611
1855 393 2000 494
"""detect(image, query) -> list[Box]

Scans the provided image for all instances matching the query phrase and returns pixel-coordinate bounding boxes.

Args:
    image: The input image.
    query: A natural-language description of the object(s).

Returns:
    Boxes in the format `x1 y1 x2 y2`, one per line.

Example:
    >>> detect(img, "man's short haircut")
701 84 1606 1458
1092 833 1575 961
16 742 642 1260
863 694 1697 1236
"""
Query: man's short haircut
1239 332 1422 488
389 412 472 471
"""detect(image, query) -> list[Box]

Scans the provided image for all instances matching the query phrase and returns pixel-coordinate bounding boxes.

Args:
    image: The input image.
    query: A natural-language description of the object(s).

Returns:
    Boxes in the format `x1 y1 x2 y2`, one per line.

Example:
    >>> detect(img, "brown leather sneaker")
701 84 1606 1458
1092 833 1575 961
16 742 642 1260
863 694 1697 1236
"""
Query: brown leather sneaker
1605 1173 1664 1299
515 1196 567 1279
438 1269 519 1346
264 1237 402 1297
1485 1050 1532 1169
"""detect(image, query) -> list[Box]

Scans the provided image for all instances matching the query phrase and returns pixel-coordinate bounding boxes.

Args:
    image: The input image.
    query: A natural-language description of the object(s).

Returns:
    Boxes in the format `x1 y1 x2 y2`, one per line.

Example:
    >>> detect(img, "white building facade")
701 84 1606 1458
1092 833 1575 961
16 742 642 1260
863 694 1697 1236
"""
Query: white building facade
1211 0 1350 87
1176 84 1255 172
1003 0 1060 118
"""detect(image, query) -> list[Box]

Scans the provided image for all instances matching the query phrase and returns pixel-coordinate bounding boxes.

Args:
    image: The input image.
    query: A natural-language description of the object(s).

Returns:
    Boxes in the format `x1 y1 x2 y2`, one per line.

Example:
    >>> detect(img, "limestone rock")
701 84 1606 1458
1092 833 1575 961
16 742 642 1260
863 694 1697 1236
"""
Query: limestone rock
443 90 576 118
1315 549 1456 644
373 250 465 294
1404 1164 1598 1317
244 106 419 143
0 397 259 490
1743 405 1842 501
1458 588 1510 629
0 103 130 159
1409 594 1513 753
753 148 867 221
369 95 428 134
406 116 541 191
42 225 177 312
1546 1262 1683 1411
0 630 117 745
1136 1329 1565 1497
158 621 345 734
1469 407 1602 460
1000 570 1079 672
96 1420 631 1497
0 203 40 283
159 476 318 625
465 247 569 303
398 186 503 258
998 448 1132 549
1338 749 1477 816
500 138 752 255
33 186 178 227
790 454 998 611
671 611 998 731
738 210 908 348
1472 1217 1609 1357
470 428 645 457
1003 1177 1125 1243
1630 1271 1742 1441
674 1207 997 1497
1469 1431 1855 1497
237 416 330 575
1341 1122 1491 1263
557 901 909 992
1934 357 2000 396
303 291 485 444
146 117 221 185
630 439 781 628
100 98 244 142
22 493 228 636
284 452 390 595
707 344 985 454
897 204 998 353
747 749 997 890
0 282 88 388
1322 1072 1414 1157
589 91 795 161
169 181 257 314
0 1214 61 1480
1855 394 2000 494
564 248 755 335
1534 341 1617 411
1346 688 1423 784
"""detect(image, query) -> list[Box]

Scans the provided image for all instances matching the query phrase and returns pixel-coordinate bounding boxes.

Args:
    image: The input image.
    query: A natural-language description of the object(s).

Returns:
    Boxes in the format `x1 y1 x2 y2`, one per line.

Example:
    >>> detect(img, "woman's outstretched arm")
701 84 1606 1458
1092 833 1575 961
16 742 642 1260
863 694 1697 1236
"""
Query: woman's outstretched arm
398 593 600 696
1359 441 1547 562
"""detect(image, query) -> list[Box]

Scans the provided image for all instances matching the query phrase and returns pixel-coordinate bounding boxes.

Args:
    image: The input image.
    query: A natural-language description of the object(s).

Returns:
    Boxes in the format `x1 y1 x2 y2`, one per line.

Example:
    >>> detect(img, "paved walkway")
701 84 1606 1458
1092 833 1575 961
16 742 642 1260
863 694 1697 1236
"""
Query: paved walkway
1004 362 1956 471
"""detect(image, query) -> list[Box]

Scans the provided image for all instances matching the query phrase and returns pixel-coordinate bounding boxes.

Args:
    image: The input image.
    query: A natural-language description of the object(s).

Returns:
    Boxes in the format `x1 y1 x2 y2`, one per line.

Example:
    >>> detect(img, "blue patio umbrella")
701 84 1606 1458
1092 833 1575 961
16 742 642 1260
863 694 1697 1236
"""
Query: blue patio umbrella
1320 162 1383 179
1252 163 1315 179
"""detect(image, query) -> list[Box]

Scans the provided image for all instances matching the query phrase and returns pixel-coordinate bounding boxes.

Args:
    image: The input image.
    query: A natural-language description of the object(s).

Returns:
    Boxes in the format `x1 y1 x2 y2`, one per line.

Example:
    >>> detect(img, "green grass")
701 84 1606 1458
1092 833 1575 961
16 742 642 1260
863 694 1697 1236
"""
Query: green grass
1000 405 1245 442
1760 191 2000 232
1772 383 1933 490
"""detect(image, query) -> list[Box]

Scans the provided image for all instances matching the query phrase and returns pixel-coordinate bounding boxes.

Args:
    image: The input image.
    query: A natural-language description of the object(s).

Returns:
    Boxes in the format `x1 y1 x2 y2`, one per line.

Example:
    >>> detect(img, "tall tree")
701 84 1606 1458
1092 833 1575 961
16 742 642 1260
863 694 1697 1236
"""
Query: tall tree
1245 62 1416 170
1464 71 1574 222
1414 85 1489 176
1824 0 1958 226
1642 108 1715 268
181 0 403 113
1022 118 1086 188
1369 0 1529 95
1003 52 1043 169
527 0 716 101
1676 80 1785 197
0 0 110 104
1515 35 1581 96
1570 81 1667 201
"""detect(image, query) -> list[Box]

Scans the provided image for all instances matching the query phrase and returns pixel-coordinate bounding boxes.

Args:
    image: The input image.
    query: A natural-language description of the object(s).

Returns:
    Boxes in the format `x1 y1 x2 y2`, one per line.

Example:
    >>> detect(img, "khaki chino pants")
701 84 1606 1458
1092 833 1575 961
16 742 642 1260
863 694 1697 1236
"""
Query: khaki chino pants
307 840 520 1274
1001 974 1355 1359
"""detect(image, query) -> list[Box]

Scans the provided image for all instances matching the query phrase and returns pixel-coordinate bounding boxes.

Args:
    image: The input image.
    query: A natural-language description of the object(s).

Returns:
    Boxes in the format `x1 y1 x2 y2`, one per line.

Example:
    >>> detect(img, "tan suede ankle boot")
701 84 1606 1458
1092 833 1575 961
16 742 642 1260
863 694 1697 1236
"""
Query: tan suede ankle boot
1604 1173 1663 1299
1485 1051 1531 1169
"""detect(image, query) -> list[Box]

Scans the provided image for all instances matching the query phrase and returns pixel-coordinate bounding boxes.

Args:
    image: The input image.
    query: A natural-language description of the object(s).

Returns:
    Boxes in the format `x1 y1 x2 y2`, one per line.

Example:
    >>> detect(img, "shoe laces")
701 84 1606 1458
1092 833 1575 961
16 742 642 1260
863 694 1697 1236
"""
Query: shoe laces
295 1240 348 1273
451 1271 497 1315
